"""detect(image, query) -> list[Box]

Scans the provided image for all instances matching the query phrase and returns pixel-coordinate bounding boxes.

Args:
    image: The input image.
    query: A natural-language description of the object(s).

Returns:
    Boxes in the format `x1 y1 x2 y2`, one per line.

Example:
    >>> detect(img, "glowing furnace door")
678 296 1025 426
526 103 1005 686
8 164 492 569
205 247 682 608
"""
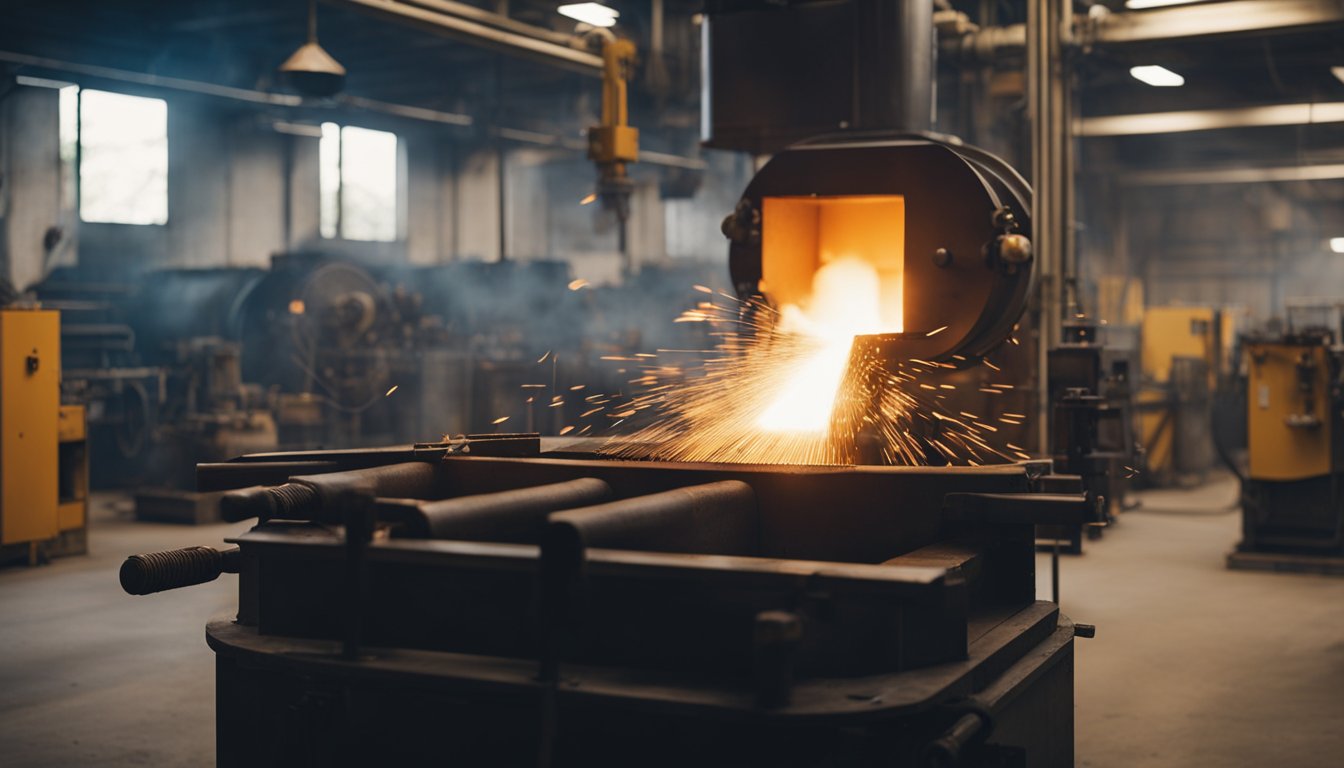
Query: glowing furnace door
760 196 905 333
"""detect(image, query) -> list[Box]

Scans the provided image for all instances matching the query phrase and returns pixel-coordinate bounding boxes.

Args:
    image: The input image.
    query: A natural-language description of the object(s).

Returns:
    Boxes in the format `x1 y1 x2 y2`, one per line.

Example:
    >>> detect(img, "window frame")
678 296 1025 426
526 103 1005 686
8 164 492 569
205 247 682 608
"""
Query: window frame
64 87 171 227
319 122 402 243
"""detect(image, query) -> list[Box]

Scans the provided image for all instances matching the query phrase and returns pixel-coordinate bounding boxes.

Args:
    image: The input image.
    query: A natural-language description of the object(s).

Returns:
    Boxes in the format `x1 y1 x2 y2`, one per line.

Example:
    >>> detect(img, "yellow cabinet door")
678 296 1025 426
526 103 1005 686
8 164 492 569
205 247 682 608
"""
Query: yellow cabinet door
1 310 60 545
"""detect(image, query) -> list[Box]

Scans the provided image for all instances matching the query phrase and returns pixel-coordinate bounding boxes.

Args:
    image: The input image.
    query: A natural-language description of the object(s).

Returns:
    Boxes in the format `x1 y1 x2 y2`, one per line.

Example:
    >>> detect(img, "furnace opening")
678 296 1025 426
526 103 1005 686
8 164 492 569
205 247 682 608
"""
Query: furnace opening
757 196 905 433
760 195 906 333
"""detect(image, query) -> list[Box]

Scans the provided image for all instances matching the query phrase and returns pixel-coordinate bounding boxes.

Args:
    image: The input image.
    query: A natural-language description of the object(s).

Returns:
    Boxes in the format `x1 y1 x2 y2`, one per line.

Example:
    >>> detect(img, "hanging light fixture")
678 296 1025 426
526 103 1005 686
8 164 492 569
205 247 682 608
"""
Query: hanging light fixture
279 0 346 98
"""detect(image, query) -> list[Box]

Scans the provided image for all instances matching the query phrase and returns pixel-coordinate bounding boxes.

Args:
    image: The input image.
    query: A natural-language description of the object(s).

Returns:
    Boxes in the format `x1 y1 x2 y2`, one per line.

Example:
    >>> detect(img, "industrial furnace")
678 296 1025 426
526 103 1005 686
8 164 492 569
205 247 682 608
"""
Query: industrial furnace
122 133 1101 766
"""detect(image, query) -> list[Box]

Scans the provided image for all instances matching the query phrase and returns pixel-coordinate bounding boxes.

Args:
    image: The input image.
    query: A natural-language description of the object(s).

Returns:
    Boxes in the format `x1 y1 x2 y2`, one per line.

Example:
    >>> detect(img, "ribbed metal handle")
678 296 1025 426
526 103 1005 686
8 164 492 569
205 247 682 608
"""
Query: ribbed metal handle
119 546 240 595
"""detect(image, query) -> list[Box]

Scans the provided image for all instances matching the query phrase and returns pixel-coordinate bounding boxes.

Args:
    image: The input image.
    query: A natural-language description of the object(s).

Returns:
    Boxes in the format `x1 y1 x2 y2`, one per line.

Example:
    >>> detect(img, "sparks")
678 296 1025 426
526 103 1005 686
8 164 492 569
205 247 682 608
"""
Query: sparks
596 265 1016 467
384 385 398 397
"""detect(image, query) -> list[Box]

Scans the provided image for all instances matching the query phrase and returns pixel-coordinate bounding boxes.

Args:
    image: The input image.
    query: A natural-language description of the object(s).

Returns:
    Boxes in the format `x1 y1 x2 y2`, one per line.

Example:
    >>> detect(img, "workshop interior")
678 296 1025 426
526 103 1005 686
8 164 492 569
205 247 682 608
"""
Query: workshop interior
1 1 1343 766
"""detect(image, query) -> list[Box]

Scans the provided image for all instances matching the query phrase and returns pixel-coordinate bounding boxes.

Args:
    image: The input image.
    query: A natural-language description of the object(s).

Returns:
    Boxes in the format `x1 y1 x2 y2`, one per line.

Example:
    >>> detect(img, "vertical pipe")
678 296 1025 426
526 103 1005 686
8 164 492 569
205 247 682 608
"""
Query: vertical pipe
494 54 507 262
618 215 630 279
651 0 664 57
497 145 507 262
1029 0 1070 454
282 134 293 249
335 126 344 239
1051 539 1061 604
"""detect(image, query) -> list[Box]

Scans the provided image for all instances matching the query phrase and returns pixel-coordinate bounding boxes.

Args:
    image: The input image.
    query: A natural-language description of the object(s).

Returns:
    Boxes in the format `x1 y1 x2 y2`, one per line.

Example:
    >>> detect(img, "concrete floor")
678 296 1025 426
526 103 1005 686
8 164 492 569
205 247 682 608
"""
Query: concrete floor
0 496 251 767
1 475 1342 766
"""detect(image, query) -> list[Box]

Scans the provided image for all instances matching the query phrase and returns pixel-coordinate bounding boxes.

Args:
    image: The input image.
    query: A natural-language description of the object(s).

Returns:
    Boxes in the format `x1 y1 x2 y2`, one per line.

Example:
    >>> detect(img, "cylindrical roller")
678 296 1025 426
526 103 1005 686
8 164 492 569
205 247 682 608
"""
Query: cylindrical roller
398 478 612 542
220 461 440 522
120 546 241 595
197 461 340 492
220 482 317 523
546 480 757 564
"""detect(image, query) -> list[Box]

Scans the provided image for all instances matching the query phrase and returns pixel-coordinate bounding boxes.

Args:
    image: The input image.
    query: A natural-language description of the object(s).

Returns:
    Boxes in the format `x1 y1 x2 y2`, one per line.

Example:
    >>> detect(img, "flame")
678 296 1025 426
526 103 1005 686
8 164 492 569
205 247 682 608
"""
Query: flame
756 259 899 433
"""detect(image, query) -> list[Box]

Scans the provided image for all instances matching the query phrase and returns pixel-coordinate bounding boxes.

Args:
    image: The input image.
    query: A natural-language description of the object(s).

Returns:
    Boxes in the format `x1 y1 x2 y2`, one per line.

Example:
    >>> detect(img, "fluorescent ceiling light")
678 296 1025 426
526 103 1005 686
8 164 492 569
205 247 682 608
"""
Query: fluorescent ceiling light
1130 65 1185 87
1333 66 1344 86
1331 237 1344 254
1125 0 1203 8
558 3 619 27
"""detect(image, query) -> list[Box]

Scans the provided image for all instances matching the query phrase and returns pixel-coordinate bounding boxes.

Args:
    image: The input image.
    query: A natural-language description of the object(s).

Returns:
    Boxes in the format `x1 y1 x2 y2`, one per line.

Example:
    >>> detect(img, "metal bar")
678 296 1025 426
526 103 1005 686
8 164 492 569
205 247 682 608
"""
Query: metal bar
0 50 302 106
390 478 613 541
545 480 757 557
942 492 1101 526
1091 0 1344 44
2 49 705 168
339 94 471 126
219 461 440 522
491 126 706 169
397 0 576 46
942 0 1344 64
1079 102 1344 137
1117 163 1344 186
1028 0 1069 454
1052 539 1060 604
0 49 471 125
331 0 602 74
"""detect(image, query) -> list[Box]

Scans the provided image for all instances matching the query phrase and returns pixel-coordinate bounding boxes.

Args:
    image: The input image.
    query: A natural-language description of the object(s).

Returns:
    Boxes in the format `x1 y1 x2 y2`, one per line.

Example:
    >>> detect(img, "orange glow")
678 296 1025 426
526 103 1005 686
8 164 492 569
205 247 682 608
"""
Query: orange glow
288 299 306 315
756 196 905 433
760 195 904 332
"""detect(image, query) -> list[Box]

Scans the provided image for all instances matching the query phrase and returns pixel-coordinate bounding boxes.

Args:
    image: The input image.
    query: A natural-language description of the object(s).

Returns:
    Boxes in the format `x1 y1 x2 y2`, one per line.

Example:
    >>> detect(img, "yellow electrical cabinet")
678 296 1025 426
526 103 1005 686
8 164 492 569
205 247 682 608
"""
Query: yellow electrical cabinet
1245 342 1333 482
1 309 60 547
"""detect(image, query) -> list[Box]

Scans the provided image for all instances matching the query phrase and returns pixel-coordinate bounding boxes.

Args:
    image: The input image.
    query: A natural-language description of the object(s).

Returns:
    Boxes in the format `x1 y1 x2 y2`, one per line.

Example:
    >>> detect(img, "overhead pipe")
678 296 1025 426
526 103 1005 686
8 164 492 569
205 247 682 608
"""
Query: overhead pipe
397 0 577 46
942 0 1344 66
0 50 705 170
331 0 602 75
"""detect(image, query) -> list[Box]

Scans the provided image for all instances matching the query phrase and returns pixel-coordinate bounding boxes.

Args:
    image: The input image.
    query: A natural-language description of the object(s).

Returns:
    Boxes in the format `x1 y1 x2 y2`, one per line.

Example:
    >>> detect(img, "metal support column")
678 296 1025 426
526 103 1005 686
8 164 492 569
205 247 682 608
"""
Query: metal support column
1028 0 1071 452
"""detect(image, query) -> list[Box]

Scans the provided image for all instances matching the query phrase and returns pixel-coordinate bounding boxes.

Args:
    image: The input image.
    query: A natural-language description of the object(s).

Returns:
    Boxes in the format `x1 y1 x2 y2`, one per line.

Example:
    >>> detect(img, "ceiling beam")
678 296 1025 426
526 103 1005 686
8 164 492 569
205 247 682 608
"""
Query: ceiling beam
943 0 1344 63
1117 163 1344 187
330 0 602 76
1077 101 1344 136
1091 0 1344 45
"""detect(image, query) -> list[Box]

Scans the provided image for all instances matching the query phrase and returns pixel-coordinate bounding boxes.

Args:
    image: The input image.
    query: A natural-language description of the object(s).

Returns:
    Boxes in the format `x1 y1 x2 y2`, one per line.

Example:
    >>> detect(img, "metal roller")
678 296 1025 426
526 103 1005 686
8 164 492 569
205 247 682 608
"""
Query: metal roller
389 478 613 542
544 480 758 571
220 461 441 522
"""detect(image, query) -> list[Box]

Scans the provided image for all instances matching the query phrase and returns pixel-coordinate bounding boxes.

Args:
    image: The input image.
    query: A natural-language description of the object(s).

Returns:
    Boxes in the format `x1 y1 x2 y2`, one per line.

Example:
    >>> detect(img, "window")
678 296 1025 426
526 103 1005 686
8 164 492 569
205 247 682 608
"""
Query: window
60 89 169 225
320 123 398 242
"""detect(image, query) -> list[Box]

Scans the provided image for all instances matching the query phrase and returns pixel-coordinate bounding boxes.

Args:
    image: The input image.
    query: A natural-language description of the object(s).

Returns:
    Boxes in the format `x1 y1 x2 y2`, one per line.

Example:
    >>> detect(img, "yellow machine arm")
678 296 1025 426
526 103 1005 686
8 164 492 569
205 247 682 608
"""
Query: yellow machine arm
587 38 639 223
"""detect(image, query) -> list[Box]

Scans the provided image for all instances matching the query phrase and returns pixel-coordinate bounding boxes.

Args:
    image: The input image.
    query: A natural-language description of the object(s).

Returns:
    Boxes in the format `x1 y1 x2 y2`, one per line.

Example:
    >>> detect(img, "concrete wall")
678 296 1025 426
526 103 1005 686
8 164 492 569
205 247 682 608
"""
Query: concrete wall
0 86 63 290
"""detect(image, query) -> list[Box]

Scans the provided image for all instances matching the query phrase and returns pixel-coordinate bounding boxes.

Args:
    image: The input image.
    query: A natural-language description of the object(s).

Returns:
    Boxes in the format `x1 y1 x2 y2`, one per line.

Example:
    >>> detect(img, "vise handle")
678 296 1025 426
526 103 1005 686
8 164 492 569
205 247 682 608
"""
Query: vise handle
120 546 241 595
